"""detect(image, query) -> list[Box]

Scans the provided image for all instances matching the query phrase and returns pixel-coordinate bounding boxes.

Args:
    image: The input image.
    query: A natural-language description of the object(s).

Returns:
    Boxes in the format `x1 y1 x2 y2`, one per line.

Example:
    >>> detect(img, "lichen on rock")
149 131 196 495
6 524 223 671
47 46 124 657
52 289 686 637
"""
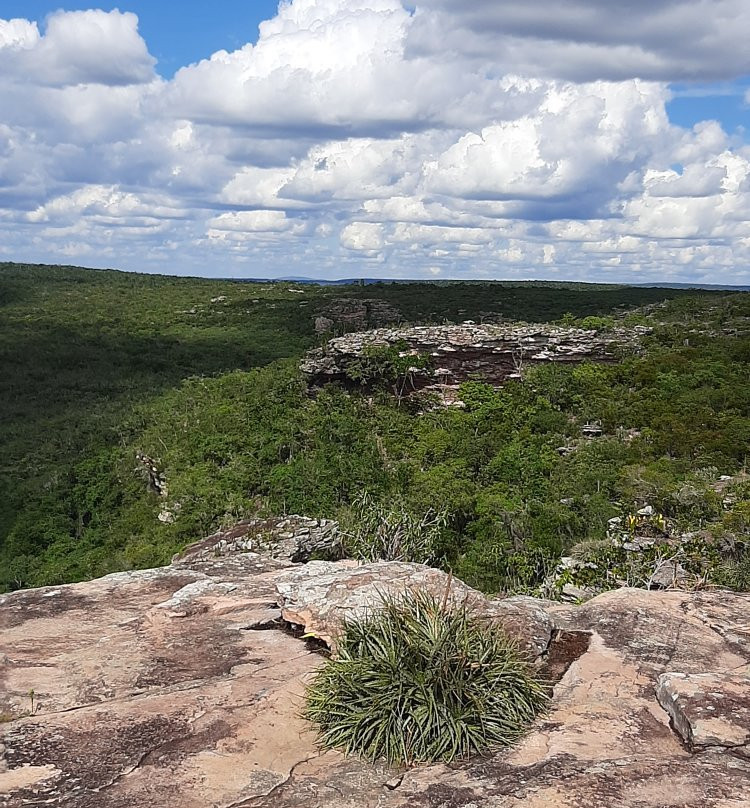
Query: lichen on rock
1 542 748 807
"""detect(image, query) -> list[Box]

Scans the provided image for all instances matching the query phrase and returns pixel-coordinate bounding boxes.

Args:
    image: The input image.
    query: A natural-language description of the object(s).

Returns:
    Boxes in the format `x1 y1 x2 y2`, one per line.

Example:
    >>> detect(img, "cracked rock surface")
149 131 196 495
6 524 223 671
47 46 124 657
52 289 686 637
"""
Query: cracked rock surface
1 550 748 807
656 671 750 751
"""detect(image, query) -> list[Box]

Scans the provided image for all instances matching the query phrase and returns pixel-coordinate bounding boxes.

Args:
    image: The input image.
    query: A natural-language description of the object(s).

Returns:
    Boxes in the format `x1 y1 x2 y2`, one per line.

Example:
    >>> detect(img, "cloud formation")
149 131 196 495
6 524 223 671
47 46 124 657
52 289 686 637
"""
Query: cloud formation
0 11 155 86
411 0 750 82
1 2 749 282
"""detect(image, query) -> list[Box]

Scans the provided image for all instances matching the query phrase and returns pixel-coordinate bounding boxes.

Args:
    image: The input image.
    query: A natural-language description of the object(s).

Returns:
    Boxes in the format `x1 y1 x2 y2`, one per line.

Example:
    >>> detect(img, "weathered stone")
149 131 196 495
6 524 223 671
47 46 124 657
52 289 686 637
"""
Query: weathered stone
1 562 749 807
581 422 603 437
656 671 750 750
135 452 168 497
649 558 690 589
174 514 342 565
481 595 556 659
275 561 556 659
275 560 486 648
314 315 335 333
302 322 649 402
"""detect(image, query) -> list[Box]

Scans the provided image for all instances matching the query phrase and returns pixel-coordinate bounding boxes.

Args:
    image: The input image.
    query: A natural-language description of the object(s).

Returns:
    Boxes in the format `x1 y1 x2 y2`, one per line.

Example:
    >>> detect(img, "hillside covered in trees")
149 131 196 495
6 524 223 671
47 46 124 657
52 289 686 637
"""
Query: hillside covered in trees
1 262 749 596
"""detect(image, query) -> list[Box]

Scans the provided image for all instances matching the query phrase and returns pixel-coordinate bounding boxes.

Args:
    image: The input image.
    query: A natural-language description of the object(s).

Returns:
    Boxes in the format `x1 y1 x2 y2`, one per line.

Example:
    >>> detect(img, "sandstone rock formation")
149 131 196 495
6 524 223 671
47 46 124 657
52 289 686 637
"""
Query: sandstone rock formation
275 560 555 658
313 298 403 333
1 551 748 807
301 322 650 402
173 515 341 565
657 671 750 751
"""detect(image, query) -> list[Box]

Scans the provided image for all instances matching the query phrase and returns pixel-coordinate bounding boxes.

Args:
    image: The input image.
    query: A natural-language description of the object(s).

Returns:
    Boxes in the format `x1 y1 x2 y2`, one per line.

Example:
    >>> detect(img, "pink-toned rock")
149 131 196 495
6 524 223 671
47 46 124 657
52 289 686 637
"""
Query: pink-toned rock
482 595 556 659
0 552 330 807
657 672 750 750
274 560 485 647
1 554 749 807
274 561 555 658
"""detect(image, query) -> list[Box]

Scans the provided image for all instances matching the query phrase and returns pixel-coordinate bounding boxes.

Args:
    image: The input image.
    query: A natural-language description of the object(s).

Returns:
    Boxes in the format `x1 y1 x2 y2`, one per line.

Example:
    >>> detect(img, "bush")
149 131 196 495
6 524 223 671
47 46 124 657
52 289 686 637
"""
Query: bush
304 590 548 765
342 492 448 564
713 548 750 592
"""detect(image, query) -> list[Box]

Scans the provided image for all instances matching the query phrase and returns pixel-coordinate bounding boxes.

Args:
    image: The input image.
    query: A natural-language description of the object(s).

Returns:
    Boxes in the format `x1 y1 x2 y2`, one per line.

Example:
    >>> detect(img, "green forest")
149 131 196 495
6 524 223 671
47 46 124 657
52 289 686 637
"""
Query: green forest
2 262 749 596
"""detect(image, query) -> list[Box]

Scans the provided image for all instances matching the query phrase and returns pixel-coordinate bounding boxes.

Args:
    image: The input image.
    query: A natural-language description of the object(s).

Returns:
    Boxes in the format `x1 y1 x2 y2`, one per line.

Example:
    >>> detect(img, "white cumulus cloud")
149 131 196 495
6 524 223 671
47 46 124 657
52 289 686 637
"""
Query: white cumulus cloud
0 1 749 282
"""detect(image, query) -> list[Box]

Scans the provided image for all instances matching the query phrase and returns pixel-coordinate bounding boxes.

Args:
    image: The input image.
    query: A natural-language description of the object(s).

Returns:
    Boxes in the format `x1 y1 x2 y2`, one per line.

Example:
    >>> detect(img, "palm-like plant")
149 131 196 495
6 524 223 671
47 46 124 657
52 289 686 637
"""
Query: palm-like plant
304 590 548 765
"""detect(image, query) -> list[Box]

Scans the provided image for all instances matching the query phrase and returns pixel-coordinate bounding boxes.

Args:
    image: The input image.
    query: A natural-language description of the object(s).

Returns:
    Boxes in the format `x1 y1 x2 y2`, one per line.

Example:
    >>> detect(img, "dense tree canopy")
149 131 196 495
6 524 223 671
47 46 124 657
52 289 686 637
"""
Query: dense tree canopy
1 263 748 594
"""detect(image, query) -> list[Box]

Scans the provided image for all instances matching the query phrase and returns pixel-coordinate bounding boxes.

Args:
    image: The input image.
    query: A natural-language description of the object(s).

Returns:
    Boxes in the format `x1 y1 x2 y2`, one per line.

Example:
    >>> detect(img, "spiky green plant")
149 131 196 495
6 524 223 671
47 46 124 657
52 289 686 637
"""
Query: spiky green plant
304 590 548 765
713 548 750 591
342 491 448 565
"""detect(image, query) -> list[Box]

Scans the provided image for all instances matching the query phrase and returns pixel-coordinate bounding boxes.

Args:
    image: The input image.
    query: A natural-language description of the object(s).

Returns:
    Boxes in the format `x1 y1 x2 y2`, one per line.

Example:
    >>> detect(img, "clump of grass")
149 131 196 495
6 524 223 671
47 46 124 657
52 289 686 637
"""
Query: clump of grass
304 590 548 765
342 491 448 565
713 548 750 592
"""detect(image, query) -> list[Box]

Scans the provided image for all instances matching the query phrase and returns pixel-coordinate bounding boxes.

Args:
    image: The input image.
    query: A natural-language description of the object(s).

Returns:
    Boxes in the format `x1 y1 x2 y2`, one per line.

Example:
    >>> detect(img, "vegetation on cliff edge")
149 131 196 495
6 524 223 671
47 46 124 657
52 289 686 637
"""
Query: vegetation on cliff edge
2 262 748 596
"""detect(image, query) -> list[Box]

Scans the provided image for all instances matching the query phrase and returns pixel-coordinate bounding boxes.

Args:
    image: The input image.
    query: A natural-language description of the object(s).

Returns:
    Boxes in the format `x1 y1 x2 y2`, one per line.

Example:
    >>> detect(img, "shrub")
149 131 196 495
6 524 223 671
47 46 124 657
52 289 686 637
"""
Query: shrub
344 340 431 397
713 547 750 592
304 590 548 765
342 492 448 564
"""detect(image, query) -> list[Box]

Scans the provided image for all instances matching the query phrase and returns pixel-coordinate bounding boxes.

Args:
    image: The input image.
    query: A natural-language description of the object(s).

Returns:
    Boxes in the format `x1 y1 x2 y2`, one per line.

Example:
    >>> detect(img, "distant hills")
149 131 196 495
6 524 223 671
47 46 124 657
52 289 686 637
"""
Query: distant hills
241 276 750 291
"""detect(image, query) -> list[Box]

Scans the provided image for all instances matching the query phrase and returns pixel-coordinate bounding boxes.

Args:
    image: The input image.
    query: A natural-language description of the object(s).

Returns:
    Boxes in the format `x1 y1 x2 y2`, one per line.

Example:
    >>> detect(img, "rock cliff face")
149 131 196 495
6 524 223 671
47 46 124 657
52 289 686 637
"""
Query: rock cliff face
301 322 650 401
1 541 748 807
313 298 403 333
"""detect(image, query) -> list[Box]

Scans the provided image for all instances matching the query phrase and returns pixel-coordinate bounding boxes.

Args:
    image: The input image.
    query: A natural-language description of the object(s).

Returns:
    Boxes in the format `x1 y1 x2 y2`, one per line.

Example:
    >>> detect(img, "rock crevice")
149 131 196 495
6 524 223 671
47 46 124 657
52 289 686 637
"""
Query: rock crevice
1 550 748 807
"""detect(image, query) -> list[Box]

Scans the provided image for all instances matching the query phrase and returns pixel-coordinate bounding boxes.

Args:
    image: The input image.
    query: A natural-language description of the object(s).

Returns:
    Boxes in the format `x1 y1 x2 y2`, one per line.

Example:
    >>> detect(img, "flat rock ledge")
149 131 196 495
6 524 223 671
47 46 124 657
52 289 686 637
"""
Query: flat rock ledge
301 322 650 402
1 550 748 808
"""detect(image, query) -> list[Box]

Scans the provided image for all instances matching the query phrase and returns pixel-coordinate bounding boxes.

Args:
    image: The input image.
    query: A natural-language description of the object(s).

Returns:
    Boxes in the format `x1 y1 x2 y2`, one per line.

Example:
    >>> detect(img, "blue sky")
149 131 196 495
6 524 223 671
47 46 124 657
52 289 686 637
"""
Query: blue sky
0 1 282 74
667 82 749 137
1 1 750 282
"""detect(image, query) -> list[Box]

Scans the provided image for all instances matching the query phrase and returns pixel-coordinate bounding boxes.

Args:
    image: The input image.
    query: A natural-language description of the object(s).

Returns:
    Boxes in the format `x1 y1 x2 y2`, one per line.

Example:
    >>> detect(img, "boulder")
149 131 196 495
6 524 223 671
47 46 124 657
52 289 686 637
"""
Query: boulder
275 560 556 658
274 560 486 648
173 515 341 565
649 558 690 589
656 671 750 750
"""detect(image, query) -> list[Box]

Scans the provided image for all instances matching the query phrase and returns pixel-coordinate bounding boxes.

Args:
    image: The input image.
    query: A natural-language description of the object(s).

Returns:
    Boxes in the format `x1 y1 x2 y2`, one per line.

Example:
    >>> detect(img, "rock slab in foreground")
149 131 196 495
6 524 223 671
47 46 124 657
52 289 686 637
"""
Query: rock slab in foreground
657 671 750 750
275 560 555 659
1 551 749 807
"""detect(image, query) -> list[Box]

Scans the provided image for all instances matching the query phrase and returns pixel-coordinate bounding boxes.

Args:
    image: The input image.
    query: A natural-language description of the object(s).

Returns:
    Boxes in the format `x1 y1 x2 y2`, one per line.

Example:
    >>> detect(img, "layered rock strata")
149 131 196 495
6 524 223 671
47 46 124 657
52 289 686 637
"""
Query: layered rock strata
301 322 650 400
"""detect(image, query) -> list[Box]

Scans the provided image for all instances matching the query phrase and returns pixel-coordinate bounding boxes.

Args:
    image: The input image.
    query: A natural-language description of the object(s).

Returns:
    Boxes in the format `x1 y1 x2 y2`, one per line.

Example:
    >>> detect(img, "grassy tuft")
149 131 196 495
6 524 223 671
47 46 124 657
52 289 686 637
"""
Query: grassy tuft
304 589 548 765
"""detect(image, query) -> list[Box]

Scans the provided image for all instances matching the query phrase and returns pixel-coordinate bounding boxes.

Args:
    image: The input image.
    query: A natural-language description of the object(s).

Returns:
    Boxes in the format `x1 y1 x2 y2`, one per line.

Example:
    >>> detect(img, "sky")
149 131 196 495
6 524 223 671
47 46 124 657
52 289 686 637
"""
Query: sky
0 1 749 282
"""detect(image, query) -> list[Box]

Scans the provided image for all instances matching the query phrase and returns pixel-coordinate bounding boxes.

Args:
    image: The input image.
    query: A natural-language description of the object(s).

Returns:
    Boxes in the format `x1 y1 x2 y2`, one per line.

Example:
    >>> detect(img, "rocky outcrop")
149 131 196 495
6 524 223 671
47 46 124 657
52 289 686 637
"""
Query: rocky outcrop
275 561 554 658
135 452 168 497
657 671 750 751
1 549 748 807
313 298 403 333
173 515 341 565
301 322 649 401
543 507 730 602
